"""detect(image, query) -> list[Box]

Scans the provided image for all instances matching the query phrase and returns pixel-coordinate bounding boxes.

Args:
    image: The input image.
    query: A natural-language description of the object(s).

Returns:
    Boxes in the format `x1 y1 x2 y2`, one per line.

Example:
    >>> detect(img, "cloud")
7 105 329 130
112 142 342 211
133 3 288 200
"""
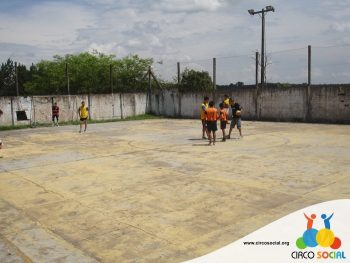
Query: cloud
152 0 225 13
328 22 350 32
0 1 94 53
0 0 349 84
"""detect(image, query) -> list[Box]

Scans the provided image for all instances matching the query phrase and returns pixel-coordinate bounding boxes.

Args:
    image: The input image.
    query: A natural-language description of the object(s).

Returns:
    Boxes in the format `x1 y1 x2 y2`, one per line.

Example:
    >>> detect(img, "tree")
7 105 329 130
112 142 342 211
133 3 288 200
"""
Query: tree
24 52 153 95
0 59 16 96
179 69 213 92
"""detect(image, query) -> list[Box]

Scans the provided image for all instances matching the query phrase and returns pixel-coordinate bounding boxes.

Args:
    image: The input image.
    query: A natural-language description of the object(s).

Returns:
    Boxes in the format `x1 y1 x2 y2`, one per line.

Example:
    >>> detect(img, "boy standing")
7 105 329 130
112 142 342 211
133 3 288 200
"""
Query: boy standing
205 101 218 146
78 101 89 133
223 94 230 114
52 102 59 127
219 103 227 142
200 96 209 139
228 98 243 138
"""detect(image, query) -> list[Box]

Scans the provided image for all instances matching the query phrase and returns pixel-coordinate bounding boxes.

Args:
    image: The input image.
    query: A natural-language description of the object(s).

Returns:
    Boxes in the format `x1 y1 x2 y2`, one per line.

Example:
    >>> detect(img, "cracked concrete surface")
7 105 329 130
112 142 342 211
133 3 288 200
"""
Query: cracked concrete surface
0 119 349 262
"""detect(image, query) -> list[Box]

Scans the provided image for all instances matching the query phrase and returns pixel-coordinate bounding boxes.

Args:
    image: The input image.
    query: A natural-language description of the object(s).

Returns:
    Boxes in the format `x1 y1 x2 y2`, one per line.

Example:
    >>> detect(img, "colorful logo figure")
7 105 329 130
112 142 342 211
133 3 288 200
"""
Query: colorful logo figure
296 213 342 250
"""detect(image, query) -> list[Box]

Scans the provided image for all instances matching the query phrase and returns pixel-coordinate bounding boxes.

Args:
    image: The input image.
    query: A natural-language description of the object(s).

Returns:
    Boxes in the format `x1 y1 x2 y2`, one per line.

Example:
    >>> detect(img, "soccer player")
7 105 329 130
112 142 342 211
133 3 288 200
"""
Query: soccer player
227 98 243 139
219 103 227 142
78 101 89 133
206 101 218 146
52 102 59 127
200 96 209 139
223 94 230 114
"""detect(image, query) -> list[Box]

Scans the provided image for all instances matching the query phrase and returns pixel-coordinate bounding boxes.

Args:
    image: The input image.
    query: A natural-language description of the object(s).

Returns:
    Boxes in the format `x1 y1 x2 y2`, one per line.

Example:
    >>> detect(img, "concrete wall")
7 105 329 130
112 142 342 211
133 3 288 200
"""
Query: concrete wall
259 86 307 122
0 93 148 126
1 85 349 126
309 85 350 123
0 96 32 126
150 84 350 124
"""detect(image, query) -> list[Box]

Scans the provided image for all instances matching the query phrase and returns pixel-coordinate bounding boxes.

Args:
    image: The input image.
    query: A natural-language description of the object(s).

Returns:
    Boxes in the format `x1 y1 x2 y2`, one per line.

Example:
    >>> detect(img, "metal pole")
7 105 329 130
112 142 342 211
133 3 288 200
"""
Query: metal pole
255 52 259 87
11 97 15 126
308 45 311 86
15 62 19 96
148 66 151 92
306 45 312 122
66 63 70 95
213 57 216 90
110 64 113 95
261 10 265 88
177 62 181 84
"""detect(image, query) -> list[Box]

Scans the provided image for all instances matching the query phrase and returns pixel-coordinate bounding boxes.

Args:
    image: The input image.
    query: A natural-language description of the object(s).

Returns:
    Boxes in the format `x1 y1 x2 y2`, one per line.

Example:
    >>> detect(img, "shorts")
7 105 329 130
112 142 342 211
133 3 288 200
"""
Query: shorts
220 121 227 130
80 117 88 121
52 115 59 121
201 119 207 129
230 118 241 129
207 121 217 132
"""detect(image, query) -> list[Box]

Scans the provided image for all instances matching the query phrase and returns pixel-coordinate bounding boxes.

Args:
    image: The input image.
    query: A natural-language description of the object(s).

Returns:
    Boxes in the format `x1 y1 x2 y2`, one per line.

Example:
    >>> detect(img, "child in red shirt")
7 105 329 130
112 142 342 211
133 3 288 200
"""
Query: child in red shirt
219 103 228 142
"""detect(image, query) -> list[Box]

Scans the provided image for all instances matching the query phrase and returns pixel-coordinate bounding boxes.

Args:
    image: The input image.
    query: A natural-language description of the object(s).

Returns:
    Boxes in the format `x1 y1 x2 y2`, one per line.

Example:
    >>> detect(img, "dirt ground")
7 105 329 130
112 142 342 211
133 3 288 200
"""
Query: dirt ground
0 119 349 263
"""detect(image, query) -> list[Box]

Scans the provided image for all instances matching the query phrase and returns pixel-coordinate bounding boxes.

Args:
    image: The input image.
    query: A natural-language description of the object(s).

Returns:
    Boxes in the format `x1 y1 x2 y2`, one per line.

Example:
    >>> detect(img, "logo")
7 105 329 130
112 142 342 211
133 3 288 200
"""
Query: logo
296 213 341 250
291 213 346 260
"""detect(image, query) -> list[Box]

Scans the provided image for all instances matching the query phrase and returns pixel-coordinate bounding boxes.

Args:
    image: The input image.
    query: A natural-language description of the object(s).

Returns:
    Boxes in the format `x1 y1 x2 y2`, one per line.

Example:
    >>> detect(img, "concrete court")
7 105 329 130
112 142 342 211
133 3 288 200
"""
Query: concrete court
0 119 349 263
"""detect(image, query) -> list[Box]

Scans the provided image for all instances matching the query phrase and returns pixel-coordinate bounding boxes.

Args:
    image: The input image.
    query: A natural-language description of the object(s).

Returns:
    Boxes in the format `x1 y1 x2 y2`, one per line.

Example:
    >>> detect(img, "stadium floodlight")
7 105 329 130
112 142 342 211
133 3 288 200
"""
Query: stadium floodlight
248 5 275 88
265 6 275 12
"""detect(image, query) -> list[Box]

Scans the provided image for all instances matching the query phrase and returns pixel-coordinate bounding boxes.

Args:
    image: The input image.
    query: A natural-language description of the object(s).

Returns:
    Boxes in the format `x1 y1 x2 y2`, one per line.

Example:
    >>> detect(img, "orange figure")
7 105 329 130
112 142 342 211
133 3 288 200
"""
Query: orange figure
304 213 316 229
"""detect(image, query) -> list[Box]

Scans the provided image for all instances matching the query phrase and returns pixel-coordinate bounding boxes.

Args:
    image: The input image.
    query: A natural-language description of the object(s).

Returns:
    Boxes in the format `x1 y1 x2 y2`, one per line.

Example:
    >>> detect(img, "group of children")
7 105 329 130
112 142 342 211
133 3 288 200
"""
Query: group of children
200 95 243 146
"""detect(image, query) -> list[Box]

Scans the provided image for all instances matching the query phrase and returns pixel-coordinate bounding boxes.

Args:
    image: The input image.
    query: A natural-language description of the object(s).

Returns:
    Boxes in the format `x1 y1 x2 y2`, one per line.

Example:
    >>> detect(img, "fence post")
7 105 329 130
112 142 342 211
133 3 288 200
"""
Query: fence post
15 62 19 96
308 45 311 86
255 52 260 120
66 63 71 110
148 66 152 114
213 58 216 90
66 63 70 96
10 97 15 126
110 64 113 94
88 93 91 120
119 92 124 120
306 45 312 121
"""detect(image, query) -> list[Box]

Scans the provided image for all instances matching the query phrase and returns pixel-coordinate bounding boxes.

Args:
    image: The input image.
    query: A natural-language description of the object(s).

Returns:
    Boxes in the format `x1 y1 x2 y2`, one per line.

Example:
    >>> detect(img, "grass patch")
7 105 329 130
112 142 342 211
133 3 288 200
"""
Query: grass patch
0 114 161 131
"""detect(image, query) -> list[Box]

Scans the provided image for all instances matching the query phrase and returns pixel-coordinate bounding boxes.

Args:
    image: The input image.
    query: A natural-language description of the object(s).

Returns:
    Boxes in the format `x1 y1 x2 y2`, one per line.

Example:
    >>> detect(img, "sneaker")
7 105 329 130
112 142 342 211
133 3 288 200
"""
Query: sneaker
222 138 226 142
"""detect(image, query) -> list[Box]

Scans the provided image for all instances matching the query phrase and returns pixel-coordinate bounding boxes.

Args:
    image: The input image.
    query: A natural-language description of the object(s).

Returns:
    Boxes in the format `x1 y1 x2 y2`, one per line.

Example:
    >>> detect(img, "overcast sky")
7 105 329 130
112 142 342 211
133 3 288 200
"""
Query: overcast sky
0 0 349 84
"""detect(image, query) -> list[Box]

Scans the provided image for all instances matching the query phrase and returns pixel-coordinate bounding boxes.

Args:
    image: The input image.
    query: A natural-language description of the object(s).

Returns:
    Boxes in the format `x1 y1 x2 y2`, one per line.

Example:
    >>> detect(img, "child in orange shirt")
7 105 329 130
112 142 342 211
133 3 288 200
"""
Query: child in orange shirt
205 101 218 146
219 103 228 142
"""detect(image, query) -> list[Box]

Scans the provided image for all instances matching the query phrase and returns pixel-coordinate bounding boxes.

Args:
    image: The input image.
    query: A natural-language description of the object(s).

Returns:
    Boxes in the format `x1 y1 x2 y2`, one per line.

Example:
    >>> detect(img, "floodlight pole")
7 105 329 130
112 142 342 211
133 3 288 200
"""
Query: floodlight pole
261 10 265 88
248 6 275 89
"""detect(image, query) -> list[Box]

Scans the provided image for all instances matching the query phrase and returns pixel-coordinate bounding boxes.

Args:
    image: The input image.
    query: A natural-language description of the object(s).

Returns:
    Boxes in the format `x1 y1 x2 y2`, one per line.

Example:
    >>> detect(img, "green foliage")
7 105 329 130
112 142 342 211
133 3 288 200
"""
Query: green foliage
21 52 153 95
179 69 213 92
0 58 16 96
0 58 31 96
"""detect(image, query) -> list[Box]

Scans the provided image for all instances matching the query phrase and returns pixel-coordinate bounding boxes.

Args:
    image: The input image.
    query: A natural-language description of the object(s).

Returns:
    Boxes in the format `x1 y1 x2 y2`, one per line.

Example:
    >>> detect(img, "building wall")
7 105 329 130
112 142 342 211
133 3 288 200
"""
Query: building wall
310 85 350 123
259 86 307 122
150 85 350 124
1 85 349 126
0 93 148 126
